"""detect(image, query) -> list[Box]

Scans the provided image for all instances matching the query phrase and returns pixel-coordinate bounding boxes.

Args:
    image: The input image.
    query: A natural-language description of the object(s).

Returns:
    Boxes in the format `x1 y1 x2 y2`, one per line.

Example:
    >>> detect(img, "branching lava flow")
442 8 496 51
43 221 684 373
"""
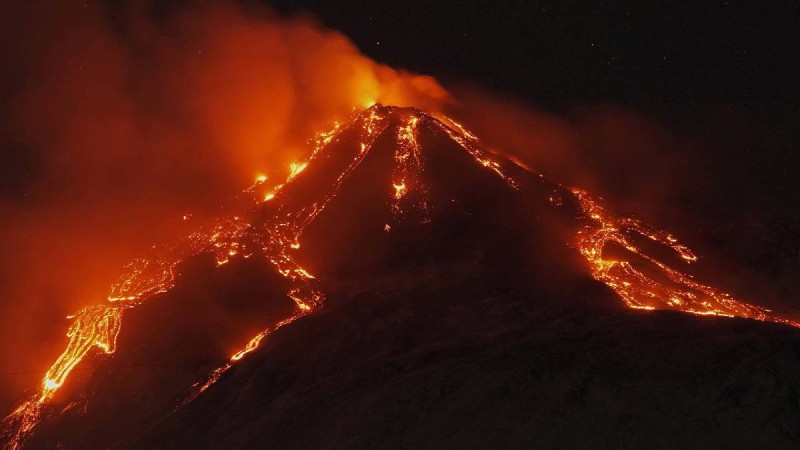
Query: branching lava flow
3 105 798 449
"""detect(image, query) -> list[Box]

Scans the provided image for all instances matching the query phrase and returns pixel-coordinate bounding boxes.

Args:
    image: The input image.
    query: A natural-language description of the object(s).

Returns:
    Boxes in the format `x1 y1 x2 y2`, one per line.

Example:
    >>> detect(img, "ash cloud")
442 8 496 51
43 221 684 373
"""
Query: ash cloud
0 0 446 402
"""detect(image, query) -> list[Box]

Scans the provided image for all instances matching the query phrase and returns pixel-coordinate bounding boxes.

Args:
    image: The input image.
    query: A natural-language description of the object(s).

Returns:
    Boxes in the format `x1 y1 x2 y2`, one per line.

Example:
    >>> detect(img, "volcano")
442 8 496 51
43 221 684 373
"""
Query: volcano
4 105 800 449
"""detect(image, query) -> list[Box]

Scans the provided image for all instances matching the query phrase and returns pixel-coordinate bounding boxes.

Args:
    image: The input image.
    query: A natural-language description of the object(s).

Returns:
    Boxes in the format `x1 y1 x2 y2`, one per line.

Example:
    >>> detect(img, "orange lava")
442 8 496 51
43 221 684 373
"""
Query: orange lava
434 114 521 189
4 105 798 449
1 305 124 450
0 112 372 449
391 115 429 220
570 188 800 327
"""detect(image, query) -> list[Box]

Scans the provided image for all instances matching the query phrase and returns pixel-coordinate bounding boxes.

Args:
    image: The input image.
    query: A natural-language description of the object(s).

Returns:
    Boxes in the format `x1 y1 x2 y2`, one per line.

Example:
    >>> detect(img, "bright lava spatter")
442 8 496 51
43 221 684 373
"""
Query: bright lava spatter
3 104 799 449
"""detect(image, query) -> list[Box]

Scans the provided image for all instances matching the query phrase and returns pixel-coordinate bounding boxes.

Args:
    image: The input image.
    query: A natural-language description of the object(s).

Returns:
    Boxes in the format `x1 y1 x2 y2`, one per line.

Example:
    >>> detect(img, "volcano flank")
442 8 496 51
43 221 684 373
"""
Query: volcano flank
4 106 800 449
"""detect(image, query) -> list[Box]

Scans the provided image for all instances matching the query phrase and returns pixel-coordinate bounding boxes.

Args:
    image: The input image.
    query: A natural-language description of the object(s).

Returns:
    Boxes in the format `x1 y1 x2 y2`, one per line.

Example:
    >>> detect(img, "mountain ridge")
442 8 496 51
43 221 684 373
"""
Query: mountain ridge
5 104 800 449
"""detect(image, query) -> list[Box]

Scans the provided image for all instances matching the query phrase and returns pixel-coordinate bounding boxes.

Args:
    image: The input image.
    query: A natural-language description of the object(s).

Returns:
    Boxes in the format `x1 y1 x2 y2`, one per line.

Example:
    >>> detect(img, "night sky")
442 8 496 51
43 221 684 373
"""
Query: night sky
269 1 799 110
267 0 800 210
2 1 798 204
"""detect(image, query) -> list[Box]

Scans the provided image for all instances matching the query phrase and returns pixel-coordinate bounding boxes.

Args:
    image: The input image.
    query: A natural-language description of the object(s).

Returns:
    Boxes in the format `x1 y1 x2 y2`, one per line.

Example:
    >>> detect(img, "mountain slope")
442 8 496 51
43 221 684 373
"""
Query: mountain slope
6 105 800 449
137 294 800 449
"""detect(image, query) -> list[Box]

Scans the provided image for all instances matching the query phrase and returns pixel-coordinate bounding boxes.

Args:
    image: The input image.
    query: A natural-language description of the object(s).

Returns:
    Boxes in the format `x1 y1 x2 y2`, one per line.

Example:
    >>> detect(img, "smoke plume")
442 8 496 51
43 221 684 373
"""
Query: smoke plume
0 0 447 403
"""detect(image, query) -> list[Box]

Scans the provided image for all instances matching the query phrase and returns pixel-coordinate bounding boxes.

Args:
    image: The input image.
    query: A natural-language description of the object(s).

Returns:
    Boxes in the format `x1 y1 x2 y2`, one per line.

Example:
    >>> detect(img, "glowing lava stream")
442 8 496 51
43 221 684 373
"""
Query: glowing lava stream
432 111 799 328
4 104 799 449
181 106 390 403
390 115 430 222
569 189 800 327
1 107 387 450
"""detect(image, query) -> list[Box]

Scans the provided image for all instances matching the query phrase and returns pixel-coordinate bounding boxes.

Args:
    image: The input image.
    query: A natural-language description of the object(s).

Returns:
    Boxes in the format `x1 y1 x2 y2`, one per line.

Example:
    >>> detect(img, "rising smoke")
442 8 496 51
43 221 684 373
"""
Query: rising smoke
0 0 447 403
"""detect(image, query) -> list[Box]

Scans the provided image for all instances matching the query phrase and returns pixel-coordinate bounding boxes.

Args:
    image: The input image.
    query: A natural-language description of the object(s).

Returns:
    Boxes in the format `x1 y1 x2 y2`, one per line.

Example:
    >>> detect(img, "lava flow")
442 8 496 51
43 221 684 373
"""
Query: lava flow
432 112 799 328
390 115 430 222
1 104 394 450
435 111 799 329
3 104 799 449
570 188 800 327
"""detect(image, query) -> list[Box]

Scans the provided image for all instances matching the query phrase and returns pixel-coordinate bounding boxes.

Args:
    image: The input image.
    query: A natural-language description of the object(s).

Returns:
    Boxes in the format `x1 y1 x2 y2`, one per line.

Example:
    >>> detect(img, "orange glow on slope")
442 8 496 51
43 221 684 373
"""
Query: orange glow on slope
435 111 799 328
2 305 124 450
390 115 429 221
1 112 376 449
181 105 390 405
0 5 455 437
4 105 799 449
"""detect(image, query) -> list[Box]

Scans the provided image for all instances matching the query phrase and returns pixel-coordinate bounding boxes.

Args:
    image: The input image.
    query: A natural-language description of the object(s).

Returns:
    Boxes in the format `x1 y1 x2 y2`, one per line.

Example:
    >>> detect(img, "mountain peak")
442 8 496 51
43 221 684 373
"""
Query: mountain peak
3 105 799 449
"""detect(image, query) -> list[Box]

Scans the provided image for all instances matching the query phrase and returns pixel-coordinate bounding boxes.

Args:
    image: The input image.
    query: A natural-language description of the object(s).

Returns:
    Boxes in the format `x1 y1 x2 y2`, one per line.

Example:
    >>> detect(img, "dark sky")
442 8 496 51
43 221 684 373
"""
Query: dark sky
2 0 797 204
269 0 799 111
268 0 800 211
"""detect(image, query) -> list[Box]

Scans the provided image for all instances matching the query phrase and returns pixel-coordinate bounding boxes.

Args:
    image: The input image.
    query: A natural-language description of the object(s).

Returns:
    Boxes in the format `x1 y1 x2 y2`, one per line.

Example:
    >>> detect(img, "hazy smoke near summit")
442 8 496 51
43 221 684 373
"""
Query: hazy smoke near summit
0 0 446 402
